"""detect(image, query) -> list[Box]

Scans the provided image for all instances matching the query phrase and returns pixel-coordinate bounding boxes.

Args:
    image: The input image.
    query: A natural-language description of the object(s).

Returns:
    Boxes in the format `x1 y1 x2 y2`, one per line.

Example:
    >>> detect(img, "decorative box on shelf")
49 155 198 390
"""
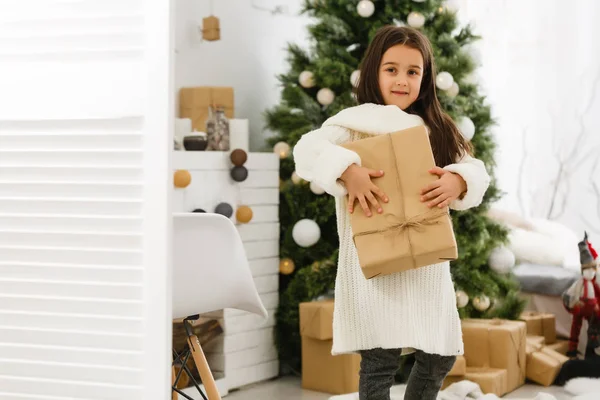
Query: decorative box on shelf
172 150 280 392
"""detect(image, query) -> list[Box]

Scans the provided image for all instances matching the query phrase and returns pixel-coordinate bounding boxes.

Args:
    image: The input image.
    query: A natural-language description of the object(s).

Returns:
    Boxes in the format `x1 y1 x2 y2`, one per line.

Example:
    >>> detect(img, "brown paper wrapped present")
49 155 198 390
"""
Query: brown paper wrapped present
299 300 360 394
526 347 569 386
546 339 569 355
526 335 545 355
341 126 458 279
462 319 527 393
444 368 509 396
447 355 466 377
519 312 557 344
179 87 234 132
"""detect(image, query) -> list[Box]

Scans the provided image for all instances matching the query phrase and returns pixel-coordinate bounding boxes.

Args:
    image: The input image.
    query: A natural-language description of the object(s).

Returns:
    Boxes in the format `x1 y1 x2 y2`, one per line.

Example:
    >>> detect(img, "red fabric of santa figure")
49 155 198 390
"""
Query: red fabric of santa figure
563 232 600 358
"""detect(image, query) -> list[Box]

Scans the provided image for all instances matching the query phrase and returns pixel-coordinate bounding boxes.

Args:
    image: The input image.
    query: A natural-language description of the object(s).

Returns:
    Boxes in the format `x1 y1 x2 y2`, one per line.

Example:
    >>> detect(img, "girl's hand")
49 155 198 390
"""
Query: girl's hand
340 164 388 217
420 167 467 208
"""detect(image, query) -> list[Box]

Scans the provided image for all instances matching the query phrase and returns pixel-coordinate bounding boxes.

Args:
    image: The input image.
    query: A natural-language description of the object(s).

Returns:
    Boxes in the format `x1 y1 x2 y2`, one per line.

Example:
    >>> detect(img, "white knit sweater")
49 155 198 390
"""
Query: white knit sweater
293 104 491 357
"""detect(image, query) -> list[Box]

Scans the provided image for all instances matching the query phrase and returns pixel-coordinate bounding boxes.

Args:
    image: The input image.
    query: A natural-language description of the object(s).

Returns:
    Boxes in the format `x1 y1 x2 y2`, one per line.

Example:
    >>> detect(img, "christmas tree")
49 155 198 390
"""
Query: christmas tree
265 0 525 374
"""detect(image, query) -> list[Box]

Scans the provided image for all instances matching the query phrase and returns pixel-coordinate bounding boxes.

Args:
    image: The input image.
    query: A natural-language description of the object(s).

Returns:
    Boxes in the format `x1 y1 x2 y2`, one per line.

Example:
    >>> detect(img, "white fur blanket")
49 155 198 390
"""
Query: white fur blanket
327 380 557 400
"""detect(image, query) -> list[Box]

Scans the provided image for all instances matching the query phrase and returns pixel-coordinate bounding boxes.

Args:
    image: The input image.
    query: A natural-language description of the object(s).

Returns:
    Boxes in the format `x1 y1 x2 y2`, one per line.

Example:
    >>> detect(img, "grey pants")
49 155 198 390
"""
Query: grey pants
359 348 456 400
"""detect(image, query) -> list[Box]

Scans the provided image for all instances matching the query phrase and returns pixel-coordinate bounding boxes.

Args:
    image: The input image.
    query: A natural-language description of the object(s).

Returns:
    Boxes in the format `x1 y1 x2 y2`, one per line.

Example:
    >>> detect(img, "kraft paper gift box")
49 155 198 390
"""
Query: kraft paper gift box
444 368 509 396
342 126 458 279
546 339 569 355
526 335 546 354
519 311 557 344
299 300 360 394
461 319 527 394
179 87 234 132
526 347 569 386
447 355 467 376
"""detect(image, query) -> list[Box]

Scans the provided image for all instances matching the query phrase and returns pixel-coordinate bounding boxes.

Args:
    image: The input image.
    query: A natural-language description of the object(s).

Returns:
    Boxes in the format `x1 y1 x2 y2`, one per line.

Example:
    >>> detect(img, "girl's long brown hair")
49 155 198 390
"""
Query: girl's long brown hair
356 25 472 167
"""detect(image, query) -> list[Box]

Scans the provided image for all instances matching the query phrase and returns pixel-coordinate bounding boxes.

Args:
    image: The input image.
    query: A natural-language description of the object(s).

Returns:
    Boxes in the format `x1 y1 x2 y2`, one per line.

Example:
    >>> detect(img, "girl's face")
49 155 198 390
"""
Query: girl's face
378 44 424 110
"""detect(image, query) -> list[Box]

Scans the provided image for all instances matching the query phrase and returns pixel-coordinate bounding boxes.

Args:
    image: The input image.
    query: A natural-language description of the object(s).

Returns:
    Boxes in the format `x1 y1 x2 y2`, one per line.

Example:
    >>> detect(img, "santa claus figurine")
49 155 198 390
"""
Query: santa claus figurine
562 232 600 358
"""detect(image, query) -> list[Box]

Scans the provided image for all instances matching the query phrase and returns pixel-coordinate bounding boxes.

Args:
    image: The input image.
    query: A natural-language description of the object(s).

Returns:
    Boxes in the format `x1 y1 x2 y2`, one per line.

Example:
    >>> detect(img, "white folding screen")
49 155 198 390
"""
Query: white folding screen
0 0 173 398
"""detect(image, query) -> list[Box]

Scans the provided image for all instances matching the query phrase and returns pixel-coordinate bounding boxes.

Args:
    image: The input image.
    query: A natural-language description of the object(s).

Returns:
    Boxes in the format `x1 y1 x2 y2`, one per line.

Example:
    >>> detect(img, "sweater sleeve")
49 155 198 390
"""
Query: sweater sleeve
443 153 490 211
293 125 360 197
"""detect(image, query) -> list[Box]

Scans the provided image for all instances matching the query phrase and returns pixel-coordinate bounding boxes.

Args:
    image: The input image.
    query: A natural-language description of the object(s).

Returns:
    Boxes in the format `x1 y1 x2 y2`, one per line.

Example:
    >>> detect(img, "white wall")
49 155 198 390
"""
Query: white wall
175 0 312 151
452 0 600 238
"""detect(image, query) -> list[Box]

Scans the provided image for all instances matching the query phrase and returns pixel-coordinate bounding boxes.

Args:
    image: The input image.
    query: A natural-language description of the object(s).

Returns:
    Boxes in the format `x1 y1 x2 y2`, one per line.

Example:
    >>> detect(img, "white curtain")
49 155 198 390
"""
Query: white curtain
450 0 600 238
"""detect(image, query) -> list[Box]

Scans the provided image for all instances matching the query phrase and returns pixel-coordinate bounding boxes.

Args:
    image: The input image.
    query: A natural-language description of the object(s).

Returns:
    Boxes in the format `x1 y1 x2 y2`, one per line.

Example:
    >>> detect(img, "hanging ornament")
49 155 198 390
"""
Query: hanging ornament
407 12 426 28
299 71 316 88
230 166 249 182
201 15 220 41
273 141 291 159
174 170 192 188
350 70 361 87
436 71 454 91
310 182 325 195
464 43 482 65
356 0 375 18
214 202 233 218
463 72 478 85
393 18 406 27
473 295 491 311
346 43 360 52
488 246 516 274
236 205 253 224
447 82 460 98
291 171 303 185
456 290 469 308
317 88 335 106
230 148 248 167
292 219 321 247
457 116 476 141
279 258 296 275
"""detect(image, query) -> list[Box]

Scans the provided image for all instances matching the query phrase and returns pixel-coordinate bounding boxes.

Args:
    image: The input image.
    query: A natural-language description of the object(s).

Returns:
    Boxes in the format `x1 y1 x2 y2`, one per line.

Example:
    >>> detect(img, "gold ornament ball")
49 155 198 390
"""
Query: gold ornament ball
174 170 192 188
236 206 253 224
291 171 303 185
456 290 469 308
273 141 291 159
280 258 295 275
473 295 491 311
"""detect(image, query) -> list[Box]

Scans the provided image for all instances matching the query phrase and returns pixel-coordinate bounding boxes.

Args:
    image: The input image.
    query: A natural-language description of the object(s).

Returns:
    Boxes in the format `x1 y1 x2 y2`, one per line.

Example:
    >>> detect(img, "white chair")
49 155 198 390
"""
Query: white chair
172 212 268 400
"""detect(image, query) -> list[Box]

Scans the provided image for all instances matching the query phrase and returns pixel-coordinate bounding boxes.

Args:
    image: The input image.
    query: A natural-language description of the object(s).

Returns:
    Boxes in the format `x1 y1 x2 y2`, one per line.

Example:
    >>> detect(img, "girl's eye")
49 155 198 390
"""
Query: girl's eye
386 67 396 73
408 70 418 75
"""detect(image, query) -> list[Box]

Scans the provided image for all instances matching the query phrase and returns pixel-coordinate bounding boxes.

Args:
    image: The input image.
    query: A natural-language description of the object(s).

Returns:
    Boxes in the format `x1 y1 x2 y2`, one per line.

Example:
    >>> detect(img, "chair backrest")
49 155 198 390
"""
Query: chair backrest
172 212 268 320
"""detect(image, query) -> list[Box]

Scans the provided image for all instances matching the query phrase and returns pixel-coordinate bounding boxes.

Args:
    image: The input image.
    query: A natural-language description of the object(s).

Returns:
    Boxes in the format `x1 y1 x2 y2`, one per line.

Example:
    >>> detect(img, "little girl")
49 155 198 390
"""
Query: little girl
293 26 490 400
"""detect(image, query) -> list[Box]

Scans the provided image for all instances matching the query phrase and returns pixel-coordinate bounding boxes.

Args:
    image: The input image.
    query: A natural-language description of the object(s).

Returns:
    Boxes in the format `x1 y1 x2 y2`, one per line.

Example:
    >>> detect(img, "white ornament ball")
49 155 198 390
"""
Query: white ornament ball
456 290 469 308
273 141 291 159
310 181 325 195
291 171 303 185
463 72 478 85
317 88 335 106
407 12 426 28
488 246 516 274
350 70 361 88
393 18 406 27
356 0 375 18
457 116 476 141
292 219 321 248
436 71 454 91
473 295 491 311
299 71 315 88
447 82 460 98
464 43 482 65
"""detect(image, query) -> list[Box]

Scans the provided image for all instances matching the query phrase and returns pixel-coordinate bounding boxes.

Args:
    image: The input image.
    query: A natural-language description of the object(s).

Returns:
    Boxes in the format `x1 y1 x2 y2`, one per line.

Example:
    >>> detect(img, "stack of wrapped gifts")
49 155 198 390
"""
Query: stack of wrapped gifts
445 313 569 395
519 312 569 386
